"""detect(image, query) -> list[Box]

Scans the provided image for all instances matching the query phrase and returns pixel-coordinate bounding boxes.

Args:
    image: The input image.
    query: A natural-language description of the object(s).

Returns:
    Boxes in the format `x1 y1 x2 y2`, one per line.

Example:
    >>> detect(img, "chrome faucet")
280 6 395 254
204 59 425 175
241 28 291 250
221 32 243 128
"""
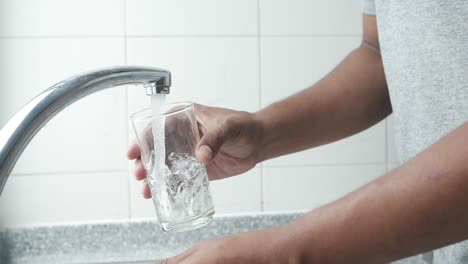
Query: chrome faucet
0 66 171 195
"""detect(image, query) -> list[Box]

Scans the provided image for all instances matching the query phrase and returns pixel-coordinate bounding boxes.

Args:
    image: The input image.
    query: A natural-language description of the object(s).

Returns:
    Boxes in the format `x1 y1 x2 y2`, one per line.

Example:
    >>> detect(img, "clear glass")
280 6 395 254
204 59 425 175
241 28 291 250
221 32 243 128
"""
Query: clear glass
130 102 215 232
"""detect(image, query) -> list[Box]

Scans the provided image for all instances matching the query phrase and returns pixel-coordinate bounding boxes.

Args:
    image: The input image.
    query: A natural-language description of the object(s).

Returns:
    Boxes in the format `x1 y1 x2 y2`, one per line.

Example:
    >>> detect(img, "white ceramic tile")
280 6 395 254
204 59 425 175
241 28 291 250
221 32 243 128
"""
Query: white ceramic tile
260 0 362 36
387 115 399 163
127 0 257 36
387 162 400 172
0 172 129 227
129 163 262 218
265 121 386 166
210 168 262 214
0 38 127 174
0 0 124 36
127 37 260 113
263 164 385 212
261 37 361 106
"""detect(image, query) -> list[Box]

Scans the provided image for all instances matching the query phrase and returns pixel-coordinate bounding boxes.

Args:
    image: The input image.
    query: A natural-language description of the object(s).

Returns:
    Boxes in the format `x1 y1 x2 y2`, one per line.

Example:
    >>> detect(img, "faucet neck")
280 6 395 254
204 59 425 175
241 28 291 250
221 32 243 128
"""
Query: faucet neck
0 66 171 195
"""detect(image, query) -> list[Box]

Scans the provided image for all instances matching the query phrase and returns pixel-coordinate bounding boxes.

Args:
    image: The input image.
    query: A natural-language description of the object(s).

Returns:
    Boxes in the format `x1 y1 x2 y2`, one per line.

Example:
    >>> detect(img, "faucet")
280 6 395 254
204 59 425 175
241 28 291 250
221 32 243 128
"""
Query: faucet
0 66 171 195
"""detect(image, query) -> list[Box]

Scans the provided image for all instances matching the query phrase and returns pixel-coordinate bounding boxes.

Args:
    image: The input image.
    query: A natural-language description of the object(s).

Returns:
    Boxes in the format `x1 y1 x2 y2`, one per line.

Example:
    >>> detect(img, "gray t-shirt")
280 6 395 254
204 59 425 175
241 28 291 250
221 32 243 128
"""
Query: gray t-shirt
362 0 468 263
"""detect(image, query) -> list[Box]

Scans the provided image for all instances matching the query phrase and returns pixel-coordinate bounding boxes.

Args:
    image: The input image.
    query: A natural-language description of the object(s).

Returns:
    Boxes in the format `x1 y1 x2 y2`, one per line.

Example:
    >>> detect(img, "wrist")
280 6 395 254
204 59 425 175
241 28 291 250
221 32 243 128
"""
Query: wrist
252 111 266 164
252 104 278 163
264 221 319 264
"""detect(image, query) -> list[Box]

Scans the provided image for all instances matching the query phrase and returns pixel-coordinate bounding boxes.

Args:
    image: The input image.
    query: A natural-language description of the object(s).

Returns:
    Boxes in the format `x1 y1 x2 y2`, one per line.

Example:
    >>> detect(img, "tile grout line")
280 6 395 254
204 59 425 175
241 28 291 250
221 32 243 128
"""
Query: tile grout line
0 34 361 39
125 34 361 38
257 0 265 213
262 161 387 169
123 0 132 220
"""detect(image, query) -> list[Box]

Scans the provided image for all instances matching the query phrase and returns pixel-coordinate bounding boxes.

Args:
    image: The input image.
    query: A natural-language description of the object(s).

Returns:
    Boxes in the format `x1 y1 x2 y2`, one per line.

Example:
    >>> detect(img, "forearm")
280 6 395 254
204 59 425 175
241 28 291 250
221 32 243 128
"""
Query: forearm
255 43 391 162
278 122 468 263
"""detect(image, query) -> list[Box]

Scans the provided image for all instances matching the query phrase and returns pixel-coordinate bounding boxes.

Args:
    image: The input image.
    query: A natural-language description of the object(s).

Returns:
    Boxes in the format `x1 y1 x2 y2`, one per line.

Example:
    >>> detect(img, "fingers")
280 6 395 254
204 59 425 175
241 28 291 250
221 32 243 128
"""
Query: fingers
205 164 223 181
134 158 147 180
195 145 213 164
135 158 151 199
142 181 152 199
127 143 141 160
193 103 209 122
195 118 234 164
129 130 153 200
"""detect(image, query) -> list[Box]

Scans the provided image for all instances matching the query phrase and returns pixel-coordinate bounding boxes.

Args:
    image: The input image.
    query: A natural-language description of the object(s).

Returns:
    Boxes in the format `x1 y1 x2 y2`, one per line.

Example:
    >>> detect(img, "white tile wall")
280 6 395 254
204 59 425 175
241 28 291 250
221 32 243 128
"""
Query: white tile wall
265 121 386 166
204 169 262 214
387 163 400 172
387 115 399 163
260 0 362 36
261 37 361 105
127 37 260 112
387 115 400 172
263 164 385 211
0 172 129 227
0 0 124 36
0 0 396 227
127 0 258 36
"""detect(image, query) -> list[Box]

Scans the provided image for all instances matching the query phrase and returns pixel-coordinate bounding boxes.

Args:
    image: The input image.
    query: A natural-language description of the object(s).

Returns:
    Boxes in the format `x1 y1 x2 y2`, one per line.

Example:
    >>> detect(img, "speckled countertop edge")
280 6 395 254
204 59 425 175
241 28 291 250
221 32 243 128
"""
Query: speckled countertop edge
0 213 303 264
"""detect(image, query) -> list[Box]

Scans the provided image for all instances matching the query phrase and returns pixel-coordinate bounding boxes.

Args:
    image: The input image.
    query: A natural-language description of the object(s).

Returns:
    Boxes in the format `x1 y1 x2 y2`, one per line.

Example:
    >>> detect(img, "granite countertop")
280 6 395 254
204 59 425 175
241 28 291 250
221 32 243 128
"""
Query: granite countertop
0 213 302 264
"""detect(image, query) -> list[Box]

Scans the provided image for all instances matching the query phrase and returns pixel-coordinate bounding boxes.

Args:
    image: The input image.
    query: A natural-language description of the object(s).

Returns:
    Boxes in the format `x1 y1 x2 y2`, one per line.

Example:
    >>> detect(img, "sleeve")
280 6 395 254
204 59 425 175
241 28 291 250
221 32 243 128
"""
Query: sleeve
361 0 376 15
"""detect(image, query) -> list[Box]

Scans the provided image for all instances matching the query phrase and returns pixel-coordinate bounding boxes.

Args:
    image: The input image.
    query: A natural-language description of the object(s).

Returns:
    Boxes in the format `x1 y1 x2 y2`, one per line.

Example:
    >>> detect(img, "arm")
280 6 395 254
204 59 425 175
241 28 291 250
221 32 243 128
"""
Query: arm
256 15 391 161
132 15 389 188
276 122 468 263
161 14 466 264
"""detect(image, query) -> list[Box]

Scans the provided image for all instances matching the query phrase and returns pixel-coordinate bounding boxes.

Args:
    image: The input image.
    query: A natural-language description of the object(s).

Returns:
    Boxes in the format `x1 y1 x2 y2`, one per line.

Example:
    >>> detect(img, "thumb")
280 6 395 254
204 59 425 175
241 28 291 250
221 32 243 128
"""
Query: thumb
196 126 229 164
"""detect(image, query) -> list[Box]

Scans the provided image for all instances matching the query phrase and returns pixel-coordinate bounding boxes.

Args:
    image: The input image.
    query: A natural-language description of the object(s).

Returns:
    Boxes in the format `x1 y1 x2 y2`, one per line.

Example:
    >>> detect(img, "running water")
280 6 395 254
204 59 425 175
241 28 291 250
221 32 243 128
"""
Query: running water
150 95 167 191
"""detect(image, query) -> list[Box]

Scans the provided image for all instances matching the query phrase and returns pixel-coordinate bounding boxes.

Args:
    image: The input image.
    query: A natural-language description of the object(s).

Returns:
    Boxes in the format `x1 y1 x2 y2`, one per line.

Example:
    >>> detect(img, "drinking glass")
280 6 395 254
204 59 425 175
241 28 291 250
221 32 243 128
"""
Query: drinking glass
130 102 215 232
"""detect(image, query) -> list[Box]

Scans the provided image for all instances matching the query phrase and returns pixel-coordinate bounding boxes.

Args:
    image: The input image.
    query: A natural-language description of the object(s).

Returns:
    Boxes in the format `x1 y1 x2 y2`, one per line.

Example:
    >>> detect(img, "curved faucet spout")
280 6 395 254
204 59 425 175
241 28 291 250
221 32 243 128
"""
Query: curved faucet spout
0 66 171 194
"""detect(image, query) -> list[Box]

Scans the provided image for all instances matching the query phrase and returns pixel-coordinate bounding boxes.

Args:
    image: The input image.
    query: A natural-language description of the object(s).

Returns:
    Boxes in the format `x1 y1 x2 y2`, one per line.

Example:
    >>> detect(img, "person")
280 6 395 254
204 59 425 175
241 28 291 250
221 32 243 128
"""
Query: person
128 1 467 263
